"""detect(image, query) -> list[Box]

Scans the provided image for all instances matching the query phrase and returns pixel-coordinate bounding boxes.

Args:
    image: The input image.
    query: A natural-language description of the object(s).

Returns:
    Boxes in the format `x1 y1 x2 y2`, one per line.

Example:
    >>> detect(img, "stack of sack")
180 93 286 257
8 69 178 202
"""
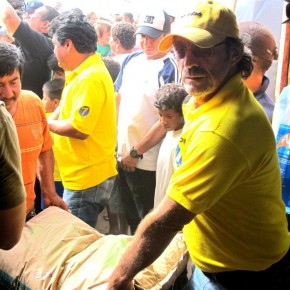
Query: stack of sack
0 206 188 290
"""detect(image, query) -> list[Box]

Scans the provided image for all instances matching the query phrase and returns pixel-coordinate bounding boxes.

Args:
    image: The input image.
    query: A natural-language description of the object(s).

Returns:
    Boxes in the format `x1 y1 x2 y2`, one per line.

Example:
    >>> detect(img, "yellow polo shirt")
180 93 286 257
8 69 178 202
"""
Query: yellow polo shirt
168 74 290 272
54 54 117 190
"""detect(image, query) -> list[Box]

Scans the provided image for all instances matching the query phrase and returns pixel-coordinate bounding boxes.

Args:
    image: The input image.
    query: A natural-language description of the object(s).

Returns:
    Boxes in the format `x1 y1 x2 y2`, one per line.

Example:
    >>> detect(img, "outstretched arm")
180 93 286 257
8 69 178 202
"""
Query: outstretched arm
106 196 194 289
0 0 21 35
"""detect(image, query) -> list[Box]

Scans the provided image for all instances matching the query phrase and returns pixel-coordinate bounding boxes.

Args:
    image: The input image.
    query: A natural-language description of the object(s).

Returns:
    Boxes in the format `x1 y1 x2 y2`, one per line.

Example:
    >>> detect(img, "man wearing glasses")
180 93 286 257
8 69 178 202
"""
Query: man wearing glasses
107 1 290 289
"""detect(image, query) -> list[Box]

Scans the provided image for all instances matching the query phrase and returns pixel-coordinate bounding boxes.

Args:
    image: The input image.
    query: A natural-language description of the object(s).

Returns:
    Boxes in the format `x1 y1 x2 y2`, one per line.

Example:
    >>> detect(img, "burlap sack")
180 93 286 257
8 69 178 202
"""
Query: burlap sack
57 233 187 290
0 206 103 289
0 206 188 290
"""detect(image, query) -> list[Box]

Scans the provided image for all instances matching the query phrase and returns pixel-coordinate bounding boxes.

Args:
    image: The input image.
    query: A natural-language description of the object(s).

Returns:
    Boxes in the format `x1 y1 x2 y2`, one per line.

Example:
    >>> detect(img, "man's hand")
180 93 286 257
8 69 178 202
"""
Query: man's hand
42 192 69 212
120 152 138 172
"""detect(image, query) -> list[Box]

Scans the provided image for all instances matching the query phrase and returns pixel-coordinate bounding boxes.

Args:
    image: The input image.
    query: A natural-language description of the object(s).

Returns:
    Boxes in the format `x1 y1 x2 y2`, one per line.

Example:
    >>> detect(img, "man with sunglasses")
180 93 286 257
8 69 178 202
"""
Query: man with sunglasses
107 1 290 290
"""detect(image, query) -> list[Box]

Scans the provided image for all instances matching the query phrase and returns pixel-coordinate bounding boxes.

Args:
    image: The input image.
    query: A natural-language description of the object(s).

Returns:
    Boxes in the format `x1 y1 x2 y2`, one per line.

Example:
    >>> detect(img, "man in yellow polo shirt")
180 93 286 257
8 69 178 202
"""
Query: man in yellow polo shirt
47 11 117 228
107 1 290 289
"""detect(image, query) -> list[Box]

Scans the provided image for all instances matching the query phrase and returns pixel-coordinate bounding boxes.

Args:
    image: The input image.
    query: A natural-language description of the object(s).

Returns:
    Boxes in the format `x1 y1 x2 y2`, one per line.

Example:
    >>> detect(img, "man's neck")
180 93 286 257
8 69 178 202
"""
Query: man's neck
68 52 95 71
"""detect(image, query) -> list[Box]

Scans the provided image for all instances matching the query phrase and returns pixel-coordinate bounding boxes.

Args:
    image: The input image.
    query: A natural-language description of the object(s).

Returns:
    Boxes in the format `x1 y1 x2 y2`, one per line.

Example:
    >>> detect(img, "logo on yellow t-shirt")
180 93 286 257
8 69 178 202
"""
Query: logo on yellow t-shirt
79 106 90 117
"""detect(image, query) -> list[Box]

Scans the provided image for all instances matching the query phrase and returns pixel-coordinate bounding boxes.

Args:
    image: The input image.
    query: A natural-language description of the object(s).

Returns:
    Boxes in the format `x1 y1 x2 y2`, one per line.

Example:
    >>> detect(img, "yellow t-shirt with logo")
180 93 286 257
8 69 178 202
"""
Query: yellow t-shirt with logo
54 54 117 190
167 74 290 273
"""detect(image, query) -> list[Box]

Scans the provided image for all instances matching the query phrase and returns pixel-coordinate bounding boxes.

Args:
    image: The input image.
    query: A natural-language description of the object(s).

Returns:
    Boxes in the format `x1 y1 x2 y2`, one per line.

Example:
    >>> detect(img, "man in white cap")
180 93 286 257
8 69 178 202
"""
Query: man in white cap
115 8 178 234
239 21 278 122
107 1 290 289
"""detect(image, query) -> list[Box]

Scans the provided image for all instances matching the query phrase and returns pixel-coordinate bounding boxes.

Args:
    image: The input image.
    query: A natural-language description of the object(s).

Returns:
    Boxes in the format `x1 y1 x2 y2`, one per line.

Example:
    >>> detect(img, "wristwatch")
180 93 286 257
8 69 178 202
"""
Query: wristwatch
130 147 143 159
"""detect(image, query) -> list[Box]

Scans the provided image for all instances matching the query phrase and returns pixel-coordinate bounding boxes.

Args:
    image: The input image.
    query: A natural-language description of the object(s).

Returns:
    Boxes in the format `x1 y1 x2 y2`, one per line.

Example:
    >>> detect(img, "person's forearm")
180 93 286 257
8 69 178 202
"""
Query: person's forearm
133 121 166 154
48 105 60 121
107 198 194 288
109 214 178 286
48 119 88 139
0 0 21 35
37 149 69 211
37 149 56 197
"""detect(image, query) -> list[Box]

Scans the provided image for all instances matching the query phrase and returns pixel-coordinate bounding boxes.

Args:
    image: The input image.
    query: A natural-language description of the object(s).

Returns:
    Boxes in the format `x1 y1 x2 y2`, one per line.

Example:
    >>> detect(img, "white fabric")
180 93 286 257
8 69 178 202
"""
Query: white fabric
154 129 182 207
113 53 130 65
137 8 166 31
117 53 173 170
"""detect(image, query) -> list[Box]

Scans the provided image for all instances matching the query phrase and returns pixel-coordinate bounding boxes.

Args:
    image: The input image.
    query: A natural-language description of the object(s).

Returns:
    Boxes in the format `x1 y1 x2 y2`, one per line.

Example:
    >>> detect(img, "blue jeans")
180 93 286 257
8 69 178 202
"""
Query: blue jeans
63 176 116 228
184 250 290 290
183 267 224 290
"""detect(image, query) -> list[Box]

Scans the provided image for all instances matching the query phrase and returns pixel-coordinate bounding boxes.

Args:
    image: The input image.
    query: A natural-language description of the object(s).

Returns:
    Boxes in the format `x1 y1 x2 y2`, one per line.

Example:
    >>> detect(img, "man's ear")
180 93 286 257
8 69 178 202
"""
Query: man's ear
115 39 121 51
230 44 244 66
42 20 50 32
53 99 60 109
64 39 73 49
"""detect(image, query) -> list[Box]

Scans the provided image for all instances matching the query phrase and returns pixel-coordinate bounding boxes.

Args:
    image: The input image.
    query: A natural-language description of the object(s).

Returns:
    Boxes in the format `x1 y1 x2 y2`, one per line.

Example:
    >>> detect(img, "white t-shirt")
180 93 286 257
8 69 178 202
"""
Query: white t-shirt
154 129 182 207
116 51 178 171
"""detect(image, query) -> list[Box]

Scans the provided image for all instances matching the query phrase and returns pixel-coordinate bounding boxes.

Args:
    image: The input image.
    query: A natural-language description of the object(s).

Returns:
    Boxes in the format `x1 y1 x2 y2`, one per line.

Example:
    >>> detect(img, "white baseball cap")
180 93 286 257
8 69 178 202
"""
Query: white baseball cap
135 8 171 39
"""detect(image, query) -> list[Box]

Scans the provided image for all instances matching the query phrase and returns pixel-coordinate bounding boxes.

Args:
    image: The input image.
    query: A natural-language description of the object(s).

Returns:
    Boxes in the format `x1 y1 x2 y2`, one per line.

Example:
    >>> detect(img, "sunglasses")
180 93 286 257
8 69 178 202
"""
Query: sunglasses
173 41 226 59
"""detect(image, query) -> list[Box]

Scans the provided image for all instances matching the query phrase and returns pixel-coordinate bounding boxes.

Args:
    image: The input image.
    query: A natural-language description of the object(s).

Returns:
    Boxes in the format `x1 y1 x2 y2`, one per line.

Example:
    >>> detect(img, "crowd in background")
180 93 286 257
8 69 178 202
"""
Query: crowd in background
1 0 290 288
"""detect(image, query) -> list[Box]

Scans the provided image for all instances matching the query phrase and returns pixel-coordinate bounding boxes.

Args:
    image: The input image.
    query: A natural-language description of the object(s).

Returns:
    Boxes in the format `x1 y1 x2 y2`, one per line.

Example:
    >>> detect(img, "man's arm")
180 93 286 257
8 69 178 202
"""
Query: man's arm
0 202 26 250
37 149 69 211
48 119 89 140
120 121 167 172
0 102 26 250
0 0 21 35
48 105 60 121
106 197 194 289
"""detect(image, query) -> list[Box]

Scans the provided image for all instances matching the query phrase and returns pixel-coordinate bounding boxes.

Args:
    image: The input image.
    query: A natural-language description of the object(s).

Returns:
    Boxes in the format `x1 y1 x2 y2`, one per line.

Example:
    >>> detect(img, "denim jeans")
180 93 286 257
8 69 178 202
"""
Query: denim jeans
183 267 225 290
183 250 290 290
63 176 116 228
118 167 156 234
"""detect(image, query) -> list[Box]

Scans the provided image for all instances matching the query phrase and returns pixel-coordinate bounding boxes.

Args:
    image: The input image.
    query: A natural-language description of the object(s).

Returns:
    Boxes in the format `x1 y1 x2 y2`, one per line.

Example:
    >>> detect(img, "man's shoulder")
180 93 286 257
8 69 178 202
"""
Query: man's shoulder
123 52 177 71
15 91 46 124
20 90 43 104
122 51 143 66
14 21 53 47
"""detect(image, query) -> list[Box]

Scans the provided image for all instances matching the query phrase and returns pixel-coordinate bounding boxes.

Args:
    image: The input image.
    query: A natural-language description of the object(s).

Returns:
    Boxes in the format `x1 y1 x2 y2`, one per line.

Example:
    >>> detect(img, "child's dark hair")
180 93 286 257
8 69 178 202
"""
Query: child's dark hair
43 78 65 100
102 56 121 83
154 83 188 115
47 54 64 73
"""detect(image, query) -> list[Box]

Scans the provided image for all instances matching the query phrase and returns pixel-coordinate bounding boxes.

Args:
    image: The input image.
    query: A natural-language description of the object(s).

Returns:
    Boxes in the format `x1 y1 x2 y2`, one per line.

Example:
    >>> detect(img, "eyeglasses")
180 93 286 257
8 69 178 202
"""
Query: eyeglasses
173 41 226 60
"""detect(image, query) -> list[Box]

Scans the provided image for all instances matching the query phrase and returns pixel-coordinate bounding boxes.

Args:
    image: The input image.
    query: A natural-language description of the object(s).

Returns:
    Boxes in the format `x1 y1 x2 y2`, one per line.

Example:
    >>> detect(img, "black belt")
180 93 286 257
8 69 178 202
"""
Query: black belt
203 247 290 290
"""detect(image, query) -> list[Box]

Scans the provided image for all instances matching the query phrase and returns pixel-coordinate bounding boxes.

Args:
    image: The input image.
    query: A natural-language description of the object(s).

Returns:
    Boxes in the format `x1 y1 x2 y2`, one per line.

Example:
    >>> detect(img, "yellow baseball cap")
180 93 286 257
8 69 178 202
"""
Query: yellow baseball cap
159 0 239 51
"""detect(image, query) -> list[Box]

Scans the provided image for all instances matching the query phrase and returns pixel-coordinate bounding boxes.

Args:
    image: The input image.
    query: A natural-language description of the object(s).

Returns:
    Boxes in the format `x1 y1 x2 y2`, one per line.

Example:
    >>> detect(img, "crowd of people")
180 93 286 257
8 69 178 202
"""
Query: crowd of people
0 0 290 289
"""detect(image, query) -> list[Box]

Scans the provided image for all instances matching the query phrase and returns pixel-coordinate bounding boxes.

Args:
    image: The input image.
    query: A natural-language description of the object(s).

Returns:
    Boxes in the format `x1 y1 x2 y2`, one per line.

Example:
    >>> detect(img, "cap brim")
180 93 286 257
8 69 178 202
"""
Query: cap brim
135 26 163 39
159 27 226 52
